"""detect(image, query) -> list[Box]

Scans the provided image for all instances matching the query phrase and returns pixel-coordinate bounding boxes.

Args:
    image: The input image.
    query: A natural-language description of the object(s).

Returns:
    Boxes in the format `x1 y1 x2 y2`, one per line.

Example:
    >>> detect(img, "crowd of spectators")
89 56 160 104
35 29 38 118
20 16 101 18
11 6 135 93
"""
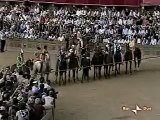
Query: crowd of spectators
0 2 160 45
0 66 57 120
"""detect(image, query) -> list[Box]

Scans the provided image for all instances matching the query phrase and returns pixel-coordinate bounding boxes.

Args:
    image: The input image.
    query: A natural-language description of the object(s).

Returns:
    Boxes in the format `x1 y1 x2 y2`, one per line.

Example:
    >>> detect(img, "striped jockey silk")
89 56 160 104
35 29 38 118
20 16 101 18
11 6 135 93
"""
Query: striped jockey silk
16 55 24 69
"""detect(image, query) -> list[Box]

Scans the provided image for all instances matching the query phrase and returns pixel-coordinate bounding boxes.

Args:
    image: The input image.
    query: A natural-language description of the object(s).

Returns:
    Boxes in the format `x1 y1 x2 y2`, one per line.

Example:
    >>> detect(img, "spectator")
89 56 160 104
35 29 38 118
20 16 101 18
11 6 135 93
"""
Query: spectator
43 90 54 108
0 2 159 46
0 60 58 120
16 102 29 120
34 98 45 120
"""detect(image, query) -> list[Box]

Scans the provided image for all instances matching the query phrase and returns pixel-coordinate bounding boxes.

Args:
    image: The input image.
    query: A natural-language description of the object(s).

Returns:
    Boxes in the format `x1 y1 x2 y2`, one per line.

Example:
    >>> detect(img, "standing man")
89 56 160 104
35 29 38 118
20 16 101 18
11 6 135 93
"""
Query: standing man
34 46 42 62
0 30 6 53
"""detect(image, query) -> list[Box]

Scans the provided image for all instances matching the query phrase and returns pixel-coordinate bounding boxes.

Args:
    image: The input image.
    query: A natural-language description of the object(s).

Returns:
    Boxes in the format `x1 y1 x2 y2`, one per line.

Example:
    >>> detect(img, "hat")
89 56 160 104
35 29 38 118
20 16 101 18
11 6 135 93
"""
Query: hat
33 81 38 84
106 44 109 48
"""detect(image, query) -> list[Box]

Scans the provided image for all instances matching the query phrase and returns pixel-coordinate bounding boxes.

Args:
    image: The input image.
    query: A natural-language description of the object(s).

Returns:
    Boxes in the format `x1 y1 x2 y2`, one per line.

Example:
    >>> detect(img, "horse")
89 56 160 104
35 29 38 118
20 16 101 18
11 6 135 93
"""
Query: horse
134 46 142 71
91 46 104 80
67 51 79 83
81 52 91 83
10 59 33 76
32 53 51 81
114 46 123 76
103 45 114 78
124 43 133 74
55 53 67 85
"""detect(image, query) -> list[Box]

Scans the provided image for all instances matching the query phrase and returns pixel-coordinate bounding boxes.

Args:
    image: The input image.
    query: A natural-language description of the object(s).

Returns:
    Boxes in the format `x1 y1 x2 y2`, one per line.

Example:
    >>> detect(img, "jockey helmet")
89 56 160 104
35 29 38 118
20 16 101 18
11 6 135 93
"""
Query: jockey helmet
106 44 109 48
82 54 86 57
37 46 41 50
71 45 75 49
44 45 47 49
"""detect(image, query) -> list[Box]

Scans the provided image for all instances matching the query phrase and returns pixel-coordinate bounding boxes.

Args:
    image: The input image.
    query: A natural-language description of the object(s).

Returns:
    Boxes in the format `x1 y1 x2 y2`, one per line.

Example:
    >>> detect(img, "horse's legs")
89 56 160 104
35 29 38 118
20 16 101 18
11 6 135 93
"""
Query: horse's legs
108 65 111 77
76 68 78 80
134 57 137 70
46 74 49 81
138 59 141 70
115 63 118 76
106 65 109 78
72 69 76 83
129 61 132 74
98 66 101 79
112 65 114 71
94 66 96 80
59 72 62 86
118 63 121 74
95 67 97 78
64 71 67 85
81 68 84 83
87 68 89 81
104 66 106 77
55 73 58 84
68 70 71 83
125 61 128 74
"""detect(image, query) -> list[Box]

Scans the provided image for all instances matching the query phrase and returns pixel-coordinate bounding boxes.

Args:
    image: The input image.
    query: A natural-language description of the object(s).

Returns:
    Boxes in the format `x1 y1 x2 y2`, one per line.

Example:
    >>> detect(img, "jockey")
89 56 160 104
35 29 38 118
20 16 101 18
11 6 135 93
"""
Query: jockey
58 46 66 61
129 38 135 59
129 39 135 50
16 49 24 72
43 45 51 71
42 45 49 54
68 45 77 56
104 44 109 54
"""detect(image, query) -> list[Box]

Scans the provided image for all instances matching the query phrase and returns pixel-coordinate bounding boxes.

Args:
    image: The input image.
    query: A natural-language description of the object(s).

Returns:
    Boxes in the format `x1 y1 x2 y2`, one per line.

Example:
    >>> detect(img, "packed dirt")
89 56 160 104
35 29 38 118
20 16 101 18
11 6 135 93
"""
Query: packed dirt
1 50 160 120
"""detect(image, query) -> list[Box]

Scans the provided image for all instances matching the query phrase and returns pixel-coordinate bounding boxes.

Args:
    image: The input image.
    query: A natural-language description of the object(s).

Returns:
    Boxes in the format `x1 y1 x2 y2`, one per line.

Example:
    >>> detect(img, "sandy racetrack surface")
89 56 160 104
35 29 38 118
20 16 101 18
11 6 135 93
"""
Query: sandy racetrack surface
1 50 160 120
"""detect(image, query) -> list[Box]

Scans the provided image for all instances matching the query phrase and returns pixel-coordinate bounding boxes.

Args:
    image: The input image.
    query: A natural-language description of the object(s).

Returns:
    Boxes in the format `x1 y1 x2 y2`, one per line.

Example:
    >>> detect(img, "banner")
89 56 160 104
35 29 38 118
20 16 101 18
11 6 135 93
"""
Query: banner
45 0 141 6
1 0 142 6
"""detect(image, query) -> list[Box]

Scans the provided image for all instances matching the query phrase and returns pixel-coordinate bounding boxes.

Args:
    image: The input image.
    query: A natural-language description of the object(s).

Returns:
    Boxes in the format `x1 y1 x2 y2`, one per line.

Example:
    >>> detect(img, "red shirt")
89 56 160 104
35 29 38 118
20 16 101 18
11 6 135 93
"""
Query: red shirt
33 104 45 120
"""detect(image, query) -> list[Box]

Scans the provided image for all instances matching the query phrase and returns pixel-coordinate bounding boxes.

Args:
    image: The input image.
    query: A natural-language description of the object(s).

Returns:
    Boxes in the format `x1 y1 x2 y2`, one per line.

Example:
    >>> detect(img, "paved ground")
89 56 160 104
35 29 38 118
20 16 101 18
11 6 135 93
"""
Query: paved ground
1 50 160 120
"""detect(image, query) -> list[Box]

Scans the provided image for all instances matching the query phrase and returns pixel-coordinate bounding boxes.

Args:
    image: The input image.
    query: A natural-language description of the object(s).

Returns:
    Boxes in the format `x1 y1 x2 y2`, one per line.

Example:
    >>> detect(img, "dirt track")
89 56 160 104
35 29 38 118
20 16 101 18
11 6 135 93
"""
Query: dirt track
1 50 160 120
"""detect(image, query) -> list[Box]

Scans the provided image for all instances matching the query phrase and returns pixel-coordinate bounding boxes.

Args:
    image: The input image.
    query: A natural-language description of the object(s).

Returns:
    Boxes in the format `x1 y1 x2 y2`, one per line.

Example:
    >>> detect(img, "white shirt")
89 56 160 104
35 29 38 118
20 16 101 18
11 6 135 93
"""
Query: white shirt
44 83 51 90
137 38 141 44
99 29 105 34
118 19 123 25
123 28 128 35
44 96 54 107
128 29 132 36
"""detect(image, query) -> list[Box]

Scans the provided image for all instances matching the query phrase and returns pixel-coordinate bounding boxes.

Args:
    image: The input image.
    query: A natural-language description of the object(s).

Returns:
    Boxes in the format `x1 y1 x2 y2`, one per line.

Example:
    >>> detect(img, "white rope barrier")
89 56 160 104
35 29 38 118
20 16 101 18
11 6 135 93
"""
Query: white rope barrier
20 55 160 75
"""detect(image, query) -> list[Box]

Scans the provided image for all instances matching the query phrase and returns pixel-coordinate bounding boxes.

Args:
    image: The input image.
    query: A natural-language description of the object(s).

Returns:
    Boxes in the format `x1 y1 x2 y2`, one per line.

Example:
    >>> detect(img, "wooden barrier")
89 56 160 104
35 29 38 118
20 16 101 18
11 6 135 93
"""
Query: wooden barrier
6 38 65 51
5 39 160 56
